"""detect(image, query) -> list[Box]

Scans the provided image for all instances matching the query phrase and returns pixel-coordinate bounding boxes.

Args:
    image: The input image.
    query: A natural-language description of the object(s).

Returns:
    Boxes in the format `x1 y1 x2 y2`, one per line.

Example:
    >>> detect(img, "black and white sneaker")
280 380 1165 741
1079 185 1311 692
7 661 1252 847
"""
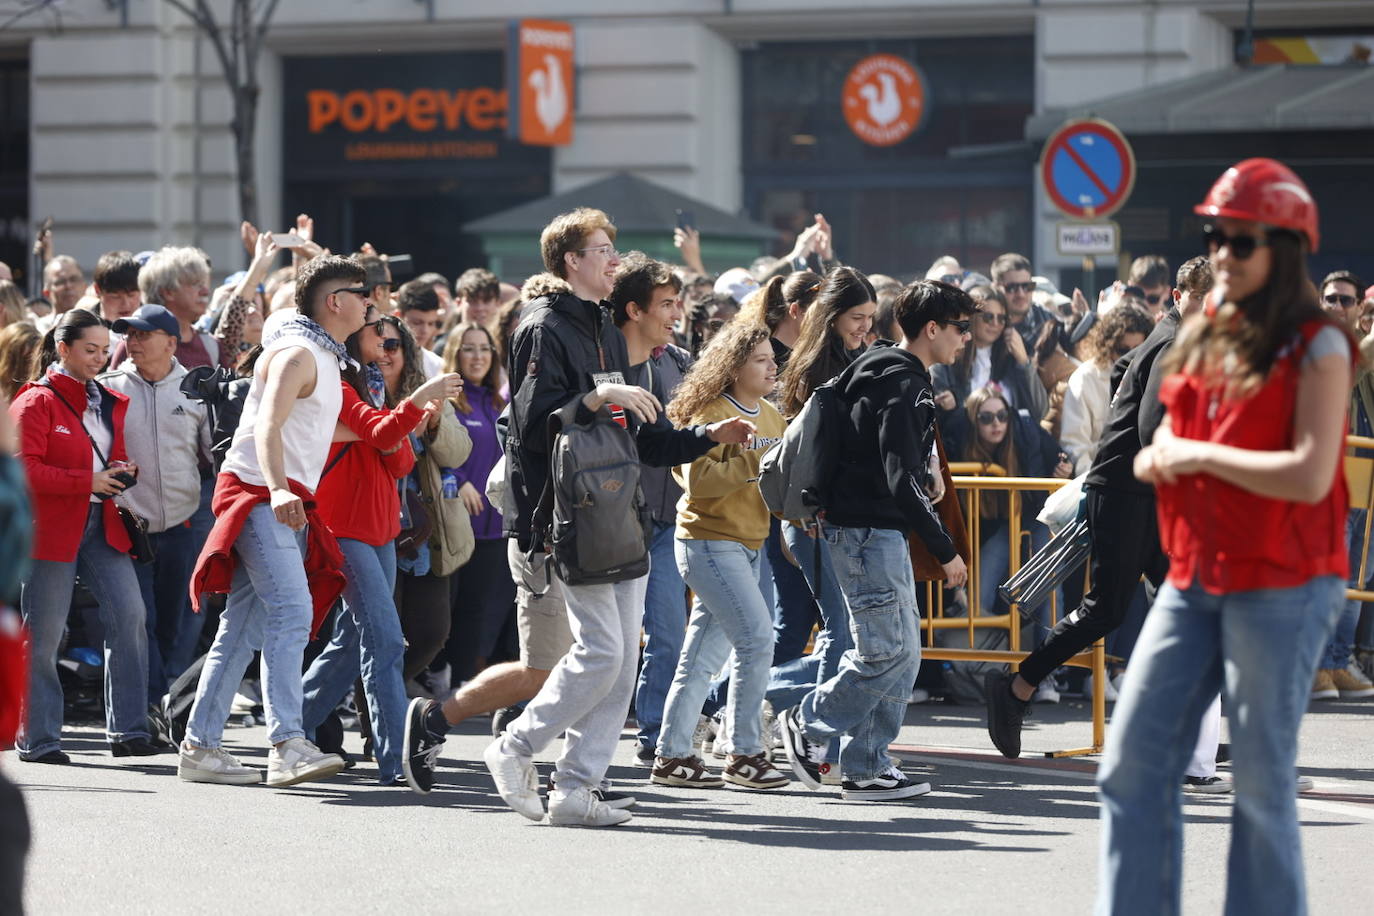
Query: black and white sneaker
548 774 636 810
633 744 656 767
778 706 826 791
402 697 446 795
491 704 523 739
840 765 932 801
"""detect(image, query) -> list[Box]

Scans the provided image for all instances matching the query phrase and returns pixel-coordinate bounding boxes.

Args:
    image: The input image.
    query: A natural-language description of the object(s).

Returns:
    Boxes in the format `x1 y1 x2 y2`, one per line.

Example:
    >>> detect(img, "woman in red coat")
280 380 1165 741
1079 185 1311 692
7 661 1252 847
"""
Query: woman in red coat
9 309 155 763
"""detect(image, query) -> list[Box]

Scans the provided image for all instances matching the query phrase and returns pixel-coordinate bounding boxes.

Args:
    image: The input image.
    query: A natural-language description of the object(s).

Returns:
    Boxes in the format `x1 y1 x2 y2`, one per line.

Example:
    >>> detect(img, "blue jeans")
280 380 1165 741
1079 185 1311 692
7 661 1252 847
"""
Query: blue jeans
19 505 150 756
658 538 774 758
134 522 198 703
797 526 920 782
768 516 821 666
1319 509 1371 669
1096 576 1345 916
168 477 216 678
185 502 313 748
301 538 406 782
980 520 1054 638
635 520 688 751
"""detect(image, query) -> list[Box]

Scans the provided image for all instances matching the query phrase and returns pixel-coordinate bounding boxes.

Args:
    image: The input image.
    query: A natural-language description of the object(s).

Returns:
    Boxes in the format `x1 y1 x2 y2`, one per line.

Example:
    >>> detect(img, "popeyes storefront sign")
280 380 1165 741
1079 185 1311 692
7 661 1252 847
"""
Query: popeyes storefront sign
282 51 553 180
842 53 928 147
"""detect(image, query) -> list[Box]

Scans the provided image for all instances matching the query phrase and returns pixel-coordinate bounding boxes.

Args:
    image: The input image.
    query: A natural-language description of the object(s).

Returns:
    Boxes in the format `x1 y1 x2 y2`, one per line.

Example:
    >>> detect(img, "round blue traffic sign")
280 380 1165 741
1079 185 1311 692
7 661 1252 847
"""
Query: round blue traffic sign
1040 119 1137 219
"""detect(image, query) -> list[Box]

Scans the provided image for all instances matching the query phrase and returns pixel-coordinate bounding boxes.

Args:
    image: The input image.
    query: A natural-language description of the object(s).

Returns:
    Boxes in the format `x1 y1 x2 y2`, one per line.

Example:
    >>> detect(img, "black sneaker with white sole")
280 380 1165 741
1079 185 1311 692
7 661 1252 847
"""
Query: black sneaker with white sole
840 765 932 801
633 744 656 767
402 697 446 795
778 706 826 791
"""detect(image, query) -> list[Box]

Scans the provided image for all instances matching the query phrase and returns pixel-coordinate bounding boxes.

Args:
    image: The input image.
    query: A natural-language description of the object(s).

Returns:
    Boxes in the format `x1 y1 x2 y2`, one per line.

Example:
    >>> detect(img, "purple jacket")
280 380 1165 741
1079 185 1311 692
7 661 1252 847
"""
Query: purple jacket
450 381 504 540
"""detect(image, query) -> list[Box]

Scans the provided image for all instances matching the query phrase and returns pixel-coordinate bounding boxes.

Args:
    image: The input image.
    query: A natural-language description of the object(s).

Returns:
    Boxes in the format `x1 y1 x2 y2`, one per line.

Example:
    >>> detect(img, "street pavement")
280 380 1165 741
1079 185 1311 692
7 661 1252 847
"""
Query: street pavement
5 695 1371 915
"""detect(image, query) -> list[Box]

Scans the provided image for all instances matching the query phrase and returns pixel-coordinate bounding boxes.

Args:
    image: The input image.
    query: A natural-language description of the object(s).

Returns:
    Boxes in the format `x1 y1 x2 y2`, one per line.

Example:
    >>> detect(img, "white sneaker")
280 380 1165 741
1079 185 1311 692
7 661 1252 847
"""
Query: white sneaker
691 715 714 756
265 737 345 787
908 687 931 704
482 736 544 821
760 700 782 751
548 785 632 827
1297 772 1315 793
710 711 730 759
1032 680 1061 704
178 742 261 785
1084 674 1119 703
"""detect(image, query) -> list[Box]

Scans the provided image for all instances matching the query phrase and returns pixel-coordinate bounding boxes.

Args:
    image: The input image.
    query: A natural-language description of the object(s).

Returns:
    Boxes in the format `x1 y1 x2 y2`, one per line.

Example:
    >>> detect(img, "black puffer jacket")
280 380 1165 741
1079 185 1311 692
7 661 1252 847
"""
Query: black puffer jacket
504 274 713 549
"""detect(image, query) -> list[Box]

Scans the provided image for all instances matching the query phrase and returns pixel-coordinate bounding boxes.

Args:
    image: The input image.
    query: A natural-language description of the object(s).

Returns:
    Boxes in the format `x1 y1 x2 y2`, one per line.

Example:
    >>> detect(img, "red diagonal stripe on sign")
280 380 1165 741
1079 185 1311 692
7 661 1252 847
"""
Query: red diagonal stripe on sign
1060 138 1114 200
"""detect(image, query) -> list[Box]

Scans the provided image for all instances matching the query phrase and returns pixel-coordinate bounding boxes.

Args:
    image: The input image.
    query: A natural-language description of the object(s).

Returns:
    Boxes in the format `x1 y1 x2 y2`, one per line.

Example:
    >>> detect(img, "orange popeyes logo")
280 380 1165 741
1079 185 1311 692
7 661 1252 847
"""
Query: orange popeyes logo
842 53 926 147
516 19 573 146
308 88 508 134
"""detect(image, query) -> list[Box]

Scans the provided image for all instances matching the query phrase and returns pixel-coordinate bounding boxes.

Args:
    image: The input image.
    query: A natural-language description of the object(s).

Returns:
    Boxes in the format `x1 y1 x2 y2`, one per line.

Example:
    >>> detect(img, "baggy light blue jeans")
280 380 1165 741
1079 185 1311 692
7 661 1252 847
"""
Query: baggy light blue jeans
185 502 313 748
301 538 406 782
1319 509 1371 670
1095 575 1345 916
19 505 150 756
658 538 774 758
635 520 688 751
796 525 920 782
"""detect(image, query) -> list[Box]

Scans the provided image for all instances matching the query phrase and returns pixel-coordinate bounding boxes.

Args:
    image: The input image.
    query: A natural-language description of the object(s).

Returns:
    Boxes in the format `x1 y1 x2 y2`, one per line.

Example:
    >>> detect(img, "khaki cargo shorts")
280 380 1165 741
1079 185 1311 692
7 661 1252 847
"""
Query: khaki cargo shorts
507 539 573 671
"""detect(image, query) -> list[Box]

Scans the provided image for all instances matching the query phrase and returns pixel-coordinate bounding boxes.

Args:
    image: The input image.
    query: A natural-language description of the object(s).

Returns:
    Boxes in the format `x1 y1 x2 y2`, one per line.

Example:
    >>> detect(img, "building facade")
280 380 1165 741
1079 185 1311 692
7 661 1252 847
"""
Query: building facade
2 0 1371 288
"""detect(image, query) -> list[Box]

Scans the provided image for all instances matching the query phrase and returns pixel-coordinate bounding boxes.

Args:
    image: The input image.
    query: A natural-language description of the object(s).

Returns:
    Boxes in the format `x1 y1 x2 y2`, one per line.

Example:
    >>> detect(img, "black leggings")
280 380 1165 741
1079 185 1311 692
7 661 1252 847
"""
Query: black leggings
1017 487 1169 686
444 539 517 683
395 570 451 683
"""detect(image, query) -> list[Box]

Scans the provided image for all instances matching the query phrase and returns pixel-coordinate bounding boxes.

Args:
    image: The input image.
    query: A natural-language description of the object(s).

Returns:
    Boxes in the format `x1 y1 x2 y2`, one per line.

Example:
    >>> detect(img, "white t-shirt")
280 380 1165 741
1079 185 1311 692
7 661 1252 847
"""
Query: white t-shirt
970 345 993 394
421 347 443 378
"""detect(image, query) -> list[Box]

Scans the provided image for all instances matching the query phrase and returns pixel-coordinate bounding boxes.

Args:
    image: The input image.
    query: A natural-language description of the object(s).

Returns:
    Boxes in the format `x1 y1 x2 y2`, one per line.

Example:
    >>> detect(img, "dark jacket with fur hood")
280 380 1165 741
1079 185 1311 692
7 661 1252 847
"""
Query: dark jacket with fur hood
504 273 714 549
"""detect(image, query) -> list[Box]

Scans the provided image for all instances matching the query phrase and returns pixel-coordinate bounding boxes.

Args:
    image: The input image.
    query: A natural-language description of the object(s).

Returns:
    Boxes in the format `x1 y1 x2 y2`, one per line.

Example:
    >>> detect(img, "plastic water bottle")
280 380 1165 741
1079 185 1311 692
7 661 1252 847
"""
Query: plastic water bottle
441 470 459 499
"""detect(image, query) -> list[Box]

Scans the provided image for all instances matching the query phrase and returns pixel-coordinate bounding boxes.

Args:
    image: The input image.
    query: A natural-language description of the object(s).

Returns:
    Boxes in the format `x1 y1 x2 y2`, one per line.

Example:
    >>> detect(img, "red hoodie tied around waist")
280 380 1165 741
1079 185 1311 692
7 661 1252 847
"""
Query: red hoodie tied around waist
189 473 346 638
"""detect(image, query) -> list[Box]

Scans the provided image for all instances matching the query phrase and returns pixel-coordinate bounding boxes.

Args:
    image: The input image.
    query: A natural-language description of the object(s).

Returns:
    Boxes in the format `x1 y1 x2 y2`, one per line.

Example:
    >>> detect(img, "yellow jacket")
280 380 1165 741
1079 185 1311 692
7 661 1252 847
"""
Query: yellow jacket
674 394 786 549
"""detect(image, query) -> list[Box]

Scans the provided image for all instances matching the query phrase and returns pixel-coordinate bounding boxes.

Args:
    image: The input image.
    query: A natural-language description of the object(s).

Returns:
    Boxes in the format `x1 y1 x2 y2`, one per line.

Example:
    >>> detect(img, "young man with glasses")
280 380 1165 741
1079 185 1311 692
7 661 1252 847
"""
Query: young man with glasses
1313 269 1374 700
405 208 753 826
779 279 972 801
178 256 370 787
990 252 1050 353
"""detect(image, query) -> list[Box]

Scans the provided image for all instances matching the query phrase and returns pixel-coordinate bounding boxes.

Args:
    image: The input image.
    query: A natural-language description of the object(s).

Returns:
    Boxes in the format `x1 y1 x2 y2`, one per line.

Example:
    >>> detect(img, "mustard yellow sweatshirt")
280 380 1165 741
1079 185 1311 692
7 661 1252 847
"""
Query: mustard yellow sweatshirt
673 394 787 549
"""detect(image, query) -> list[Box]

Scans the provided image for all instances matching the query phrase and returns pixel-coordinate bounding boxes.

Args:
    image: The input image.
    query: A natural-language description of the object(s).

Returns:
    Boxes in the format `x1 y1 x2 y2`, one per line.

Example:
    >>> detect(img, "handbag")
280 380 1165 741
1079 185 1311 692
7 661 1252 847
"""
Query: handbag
43 381 156 565
395 485 434 559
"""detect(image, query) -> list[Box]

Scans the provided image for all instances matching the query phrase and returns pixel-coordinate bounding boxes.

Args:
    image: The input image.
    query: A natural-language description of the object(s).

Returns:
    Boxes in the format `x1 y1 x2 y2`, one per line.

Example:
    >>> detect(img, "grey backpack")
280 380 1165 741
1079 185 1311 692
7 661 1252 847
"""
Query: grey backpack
531 400 652 586
758 381 842 523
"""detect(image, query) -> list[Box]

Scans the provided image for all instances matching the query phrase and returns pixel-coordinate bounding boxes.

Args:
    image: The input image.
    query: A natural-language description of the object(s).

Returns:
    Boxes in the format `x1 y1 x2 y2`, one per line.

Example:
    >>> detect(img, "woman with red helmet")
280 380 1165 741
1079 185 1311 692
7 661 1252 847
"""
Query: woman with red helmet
1096 158 1353 915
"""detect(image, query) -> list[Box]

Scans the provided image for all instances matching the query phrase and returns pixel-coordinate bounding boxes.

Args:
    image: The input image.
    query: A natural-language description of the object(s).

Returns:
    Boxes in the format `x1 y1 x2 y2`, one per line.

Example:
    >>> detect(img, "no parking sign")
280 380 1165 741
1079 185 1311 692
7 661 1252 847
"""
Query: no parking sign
1040 119 1136 219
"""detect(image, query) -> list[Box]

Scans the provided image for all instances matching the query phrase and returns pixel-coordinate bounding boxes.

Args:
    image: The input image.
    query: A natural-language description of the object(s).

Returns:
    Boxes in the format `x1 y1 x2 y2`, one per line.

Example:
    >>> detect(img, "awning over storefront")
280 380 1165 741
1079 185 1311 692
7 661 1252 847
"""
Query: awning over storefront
1026 64 1374 140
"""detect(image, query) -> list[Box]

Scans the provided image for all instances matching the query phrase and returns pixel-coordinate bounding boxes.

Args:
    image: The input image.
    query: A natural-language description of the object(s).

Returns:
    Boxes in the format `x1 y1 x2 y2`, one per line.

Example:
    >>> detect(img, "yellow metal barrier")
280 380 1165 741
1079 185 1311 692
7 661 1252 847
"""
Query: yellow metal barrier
920 466 1106 757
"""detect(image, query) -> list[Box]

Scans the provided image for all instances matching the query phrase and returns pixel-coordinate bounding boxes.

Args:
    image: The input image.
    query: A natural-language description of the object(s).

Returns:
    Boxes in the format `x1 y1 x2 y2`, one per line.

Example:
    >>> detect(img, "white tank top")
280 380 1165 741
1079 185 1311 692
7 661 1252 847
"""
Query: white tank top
221 335 342 492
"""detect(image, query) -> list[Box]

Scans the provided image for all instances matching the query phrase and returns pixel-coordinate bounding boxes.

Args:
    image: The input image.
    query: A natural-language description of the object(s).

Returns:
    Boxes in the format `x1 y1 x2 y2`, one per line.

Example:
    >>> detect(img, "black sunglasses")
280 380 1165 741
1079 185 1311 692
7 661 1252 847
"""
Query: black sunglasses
1144 292 1164 306
978 312 1006 326
380 338 402 352
331 285 370 299
1324 292 1358 309
977 409 1009 425
943 319 972 334
1203 225 1269 260
1001 281 1036 294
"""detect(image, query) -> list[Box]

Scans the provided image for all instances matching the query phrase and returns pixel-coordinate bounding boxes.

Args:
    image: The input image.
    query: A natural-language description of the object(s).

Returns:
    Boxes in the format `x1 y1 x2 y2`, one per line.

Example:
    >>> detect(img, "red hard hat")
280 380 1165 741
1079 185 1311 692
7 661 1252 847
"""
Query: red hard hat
1194 158 1320 252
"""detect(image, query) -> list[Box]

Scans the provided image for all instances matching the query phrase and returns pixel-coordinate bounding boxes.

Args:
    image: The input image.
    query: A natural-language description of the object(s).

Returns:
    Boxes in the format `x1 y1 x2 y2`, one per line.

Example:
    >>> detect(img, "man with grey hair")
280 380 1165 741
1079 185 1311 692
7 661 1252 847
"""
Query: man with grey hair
37 255 85 331
109 246 228 371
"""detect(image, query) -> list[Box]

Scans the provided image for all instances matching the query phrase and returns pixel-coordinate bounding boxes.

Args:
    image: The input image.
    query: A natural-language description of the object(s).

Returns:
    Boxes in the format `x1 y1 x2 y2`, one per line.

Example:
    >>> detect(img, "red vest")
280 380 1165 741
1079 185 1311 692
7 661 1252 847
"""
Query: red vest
1156 320 1350 594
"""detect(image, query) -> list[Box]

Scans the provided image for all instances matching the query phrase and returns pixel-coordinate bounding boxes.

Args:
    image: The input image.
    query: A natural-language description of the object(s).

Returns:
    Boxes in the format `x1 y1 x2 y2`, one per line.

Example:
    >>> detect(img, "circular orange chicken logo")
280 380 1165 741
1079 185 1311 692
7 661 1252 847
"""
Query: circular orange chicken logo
842 54 927 147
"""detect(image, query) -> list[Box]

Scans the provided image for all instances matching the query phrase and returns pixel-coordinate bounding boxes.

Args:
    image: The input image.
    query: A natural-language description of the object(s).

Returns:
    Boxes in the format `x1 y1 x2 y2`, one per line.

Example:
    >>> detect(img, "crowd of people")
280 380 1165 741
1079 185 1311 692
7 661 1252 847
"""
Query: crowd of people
0 156 1371 913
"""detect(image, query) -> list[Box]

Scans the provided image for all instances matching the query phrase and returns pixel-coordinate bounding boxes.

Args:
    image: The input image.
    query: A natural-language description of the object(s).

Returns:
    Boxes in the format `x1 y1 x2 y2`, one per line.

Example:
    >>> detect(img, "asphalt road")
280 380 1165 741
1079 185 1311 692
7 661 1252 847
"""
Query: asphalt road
5 697 1371 915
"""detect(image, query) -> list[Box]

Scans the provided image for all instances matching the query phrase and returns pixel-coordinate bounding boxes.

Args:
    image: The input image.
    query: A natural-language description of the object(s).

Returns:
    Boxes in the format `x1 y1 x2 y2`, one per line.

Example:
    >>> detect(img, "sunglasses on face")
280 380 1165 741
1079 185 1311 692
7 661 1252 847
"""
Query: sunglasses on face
1144 292 1163 306
379 338 402 352
943 319 972 334
1001 281 1036 294
332 285 370 299
1324 292 1358 309
978 312 1006 326
977 409 1009 425
1203 225 1269 260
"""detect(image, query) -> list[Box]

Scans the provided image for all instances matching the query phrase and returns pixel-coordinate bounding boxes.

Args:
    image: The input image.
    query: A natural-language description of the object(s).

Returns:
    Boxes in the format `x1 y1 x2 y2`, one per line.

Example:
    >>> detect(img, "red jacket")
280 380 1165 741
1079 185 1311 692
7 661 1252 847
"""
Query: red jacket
9 369 132 562
1157 319 1351 594
189 474 346 638
316 384 419 546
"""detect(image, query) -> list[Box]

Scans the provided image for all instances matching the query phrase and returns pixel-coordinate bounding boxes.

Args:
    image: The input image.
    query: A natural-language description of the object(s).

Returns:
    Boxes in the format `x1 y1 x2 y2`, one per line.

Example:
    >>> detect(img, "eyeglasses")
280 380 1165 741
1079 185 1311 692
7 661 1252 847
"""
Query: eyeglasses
978 312 1006 326
943 319 972 334
460 345 494 356
977 409 1009 425
1001 281 1036 294
379 338 402 352
1324 292 1358 309
331 286 370 299
576 244 619 259
1203 225 1269 260
1144 292 1164 306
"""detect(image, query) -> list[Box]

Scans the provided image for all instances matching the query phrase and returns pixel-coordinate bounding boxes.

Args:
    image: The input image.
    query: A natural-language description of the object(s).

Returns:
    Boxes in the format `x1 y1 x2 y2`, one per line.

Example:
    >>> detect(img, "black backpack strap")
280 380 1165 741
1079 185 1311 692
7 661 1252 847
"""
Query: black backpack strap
43 380 110 468
527 400 574 557
320 442 353 481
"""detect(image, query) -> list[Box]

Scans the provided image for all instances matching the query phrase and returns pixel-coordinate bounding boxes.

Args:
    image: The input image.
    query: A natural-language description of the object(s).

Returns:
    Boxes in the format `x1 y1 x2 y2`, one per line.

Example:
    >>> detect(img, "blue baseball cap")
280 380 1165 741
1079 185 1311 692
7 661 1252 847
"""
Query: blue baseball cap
111 304 179 337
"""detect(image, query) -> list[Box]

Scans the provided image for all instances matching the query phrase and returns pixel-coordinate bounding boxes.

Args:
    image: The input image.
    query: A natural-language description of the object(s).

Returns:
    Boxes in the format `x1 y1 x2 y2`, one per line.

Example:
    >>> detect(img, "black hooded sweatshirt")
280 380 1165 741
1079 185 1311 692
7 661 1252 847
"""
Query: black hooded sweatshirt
824 343 956 564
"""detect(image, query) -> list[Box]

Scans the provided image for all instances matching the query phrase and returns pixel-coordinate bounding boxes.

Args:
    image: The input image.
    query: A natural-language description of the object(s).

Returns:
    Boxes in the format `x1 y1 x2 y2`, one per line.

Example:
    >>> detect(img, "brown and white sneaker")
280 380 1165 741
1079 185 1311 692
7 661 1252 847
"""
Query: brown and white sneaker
651 754 725 788
723 752 789 790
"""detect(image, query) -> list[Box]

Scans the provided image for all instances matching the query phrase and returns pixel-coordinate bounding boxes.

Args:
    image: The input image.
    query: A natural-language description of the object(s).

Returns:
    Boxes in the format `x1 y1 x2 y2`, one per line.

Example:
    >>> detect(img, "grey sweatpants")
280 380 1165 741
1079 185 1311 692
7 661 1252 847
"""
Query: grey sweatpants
502 573 648 792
